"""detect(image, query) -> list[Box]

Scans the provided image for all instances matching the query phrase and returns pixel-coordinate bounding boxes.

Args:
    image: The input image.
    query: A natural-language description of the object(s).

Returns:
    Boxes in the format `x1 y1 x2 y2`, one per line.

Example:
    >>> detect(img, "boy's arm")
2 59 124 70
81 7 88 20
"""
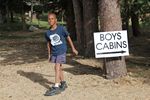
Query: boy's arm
47 41 51 60
67 36 78 55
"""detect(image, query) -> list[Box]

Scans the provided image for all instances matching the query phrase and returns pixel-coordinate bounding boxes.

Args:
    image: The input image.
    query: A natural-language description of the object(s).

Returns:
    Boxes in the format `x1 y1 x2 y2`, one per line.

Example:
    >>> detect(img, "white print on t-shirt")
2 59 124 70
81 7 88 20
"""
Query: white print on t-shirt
49 33 63 46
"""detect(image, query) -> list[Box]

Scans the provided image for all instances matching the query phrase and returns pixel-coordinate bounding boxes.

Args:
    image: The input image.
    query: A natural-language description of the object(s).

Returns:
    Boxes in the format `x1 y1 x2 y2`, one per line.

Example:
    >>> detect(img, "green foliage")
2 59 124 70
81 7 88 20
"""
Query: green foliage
121 0 150 16
121 0 150 27
131 0 150 14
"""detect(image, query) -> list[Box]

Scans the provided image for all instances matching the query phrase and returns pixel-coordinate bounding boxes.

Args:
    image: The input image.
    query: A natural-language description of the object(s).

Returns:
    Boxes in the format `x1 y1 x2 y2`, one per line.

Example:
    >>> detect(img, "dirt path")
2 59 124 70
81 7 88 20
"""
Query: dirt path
0 31 150 100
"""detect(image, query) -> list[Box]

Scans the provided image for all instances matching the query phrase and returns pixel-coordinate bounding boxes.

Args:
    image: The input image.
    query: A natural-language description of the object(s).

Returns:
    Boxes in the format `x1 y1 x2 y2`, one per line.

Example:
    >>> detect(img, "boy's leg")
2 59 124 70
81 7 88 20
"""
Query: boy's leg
54 63 61 86
60 64 64 81
59 64 68 91
44 63 61 96
54 63 67 90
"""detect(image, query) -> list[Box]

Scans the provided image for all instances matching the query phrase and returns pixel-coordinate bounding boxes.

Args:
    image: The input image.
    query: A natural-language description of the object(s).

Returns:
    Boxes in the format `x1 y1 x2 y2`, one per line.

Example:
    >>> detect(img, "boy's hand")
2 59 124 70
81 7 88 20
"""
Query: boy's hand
72 48 78 56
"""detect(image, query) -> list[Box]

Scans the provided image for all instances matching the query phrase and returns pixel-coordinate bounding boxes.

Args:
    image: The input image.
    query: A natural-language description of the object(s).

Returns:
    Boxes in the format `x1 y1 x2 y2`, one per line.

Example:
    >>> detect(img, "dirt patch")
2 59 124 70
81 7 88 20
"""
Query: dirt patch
0 31 150 100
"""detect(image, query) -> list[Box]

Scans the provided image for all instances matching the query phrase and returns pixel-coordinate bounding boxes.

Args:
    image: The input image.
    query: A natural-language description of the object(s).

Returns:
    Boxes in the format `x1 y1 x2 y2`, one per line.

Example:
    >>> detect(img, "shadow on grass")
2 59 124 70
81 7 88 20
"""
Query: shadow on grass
126 34 150 83
127 34 150 68
0 31 47 65
0 21 28 32
63 56 104 77
17 70 54 89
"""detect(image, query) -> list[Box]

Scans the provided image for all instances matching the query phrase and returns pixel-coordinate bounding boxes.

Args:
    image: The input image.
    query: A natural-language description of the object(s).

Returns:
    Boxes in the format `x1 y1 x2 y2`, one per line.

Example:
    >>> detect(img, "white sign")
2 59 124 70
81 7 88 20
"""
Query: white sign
94 30 129 58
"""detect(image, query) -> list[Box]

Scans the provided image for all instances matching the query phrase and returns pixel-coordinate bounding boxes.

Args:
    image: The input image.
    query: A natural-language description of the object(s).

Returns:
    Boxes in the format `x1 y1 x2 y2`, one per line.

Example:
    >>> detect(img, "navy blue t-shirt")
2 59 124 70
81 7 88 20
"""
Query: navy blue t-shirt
45 25 69 56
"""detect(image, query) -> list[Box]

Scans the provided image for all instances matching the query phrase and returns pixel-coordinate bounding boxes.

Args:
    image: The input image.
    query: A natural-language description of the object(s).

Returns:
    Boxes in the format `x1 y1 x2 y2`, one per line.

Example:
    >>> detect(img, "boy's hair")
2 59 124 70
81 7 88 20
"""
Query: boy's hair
48 12 57 19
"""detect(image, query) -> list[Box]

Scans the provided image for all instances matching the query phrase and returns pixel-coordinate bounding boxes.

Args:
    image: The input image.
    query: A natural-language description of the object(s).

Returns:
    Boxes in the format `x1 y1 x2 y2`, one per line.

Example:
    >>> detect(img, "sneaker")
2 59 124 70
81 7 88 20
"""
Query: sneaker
59 81 68 92
44 86 61 96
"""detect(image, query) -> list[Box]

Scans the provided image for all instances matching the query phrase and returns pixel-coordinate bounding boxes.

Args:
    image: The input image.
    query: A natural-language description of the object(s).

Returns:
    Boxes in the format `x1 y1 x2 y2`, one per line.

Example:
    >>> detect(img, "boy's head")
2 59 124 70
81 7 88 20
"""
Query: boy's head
48 13 57 26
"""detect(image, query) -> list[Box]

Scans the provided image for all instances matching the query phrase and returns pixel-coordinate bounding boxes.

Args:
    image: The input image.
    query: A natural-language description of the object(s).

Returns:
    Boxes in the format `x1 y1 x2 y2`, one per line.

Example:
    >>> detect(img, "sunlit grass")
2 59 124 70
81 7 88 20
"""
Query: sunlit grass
27 19 66 29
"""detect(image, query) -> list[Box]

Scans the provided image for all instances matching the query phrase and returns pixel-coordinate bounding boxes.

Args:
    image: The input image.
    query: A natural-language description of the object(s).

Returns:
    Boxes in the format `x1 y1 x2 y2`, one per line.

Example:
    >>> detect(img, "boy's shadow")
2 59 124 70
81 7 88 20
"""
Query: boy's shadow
64 56 104 77
17 70 54 89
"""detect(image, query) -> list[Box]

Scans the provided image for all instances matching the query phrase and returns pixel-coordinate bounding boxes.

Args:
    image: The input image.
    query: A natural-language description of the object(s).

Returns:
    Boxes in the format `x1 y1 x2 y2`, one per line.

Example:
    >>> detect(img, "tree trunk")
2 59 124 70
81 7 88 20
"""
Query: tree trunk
6 4 9 23
21 2 26 30
65 0 77 41
0 11 3 24
30 0 34 24
131 12 141 37
83 0 98 57
131 0 141 37
72 0 84 50
10 11 14 22
22 14 26 30
122 0 129 32
72 0 83 44
0 11 5 24
98 0 127 79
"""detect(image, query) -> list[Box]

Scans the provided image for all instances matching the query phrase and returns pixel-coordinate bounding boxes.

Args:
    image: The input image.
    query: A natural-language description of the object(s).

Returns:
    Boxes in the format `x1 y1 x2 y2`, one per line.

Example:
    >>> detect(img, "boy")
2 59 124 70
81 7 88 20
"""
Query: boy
44 13 78 96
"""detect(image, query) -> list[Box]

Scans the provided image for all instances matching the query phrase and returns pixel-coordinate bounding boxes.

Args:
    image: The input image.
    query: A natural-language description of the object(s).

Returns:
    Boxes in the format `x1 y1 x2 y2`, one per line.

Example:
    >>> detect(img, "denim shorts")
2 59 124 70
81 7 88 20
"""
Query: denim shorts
50 53 66 64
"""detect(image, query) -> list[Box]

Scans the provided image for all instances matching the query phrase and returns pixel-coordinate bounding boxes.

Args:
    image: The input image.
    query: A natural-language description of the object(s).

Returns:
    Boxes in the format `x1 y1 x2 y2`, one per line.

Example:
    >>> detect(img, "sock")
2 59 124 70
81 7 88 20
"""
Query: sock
54 83 60 87
61 80 65 84
60 80 64 83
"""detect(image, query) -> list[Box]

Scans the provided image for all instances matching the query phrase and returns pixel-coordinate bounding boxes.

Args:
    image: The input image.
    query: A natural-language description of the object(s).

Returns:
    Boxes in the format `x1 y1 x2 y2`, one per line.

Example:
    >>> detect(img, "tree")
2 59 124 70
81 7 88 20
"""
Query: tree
83 0 98 57
61 0 77 41
72 0 98 56
0 0 31 30
0 0 9 23
121 0 150 37
130 0 150 37
121 0 130 31
130 0 141 37
98 0 127 79
72 0 83 44
72 0 85 54
21 0 27 30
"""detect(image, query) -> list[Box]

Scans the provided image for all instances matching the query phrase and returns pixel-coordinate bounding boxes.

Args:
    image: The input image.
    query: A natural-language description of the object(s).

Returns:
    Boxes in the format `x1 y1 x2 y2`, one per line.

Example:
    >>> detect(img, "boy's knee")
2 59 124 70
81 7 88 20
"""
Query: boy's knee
55 64 61 70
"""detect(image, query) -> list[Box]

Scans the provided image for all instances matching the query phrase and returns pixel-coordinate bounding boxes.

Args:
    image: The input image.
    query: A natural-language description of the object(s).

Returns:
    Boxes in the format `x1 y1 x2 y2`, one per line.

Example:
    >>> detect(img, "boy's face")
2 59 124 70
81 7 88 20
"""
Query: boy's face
48 14 57 26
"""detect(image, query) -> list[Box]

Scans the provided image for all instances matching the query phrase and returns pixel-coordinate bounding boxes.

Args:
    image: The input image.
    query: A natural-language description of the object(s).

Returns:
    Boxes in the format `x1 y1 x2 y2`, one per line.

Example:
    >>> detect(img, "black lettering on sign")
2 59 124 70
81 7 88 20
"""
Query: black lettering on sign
109 42 114 49
103 43 109 49
99 32 122 41
112 33 117 40
105 33 112 41
100 34 104 41
123 41 127 48
116 41 123 48
96 43 102 50
96 41 128 50
117 32 121 40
